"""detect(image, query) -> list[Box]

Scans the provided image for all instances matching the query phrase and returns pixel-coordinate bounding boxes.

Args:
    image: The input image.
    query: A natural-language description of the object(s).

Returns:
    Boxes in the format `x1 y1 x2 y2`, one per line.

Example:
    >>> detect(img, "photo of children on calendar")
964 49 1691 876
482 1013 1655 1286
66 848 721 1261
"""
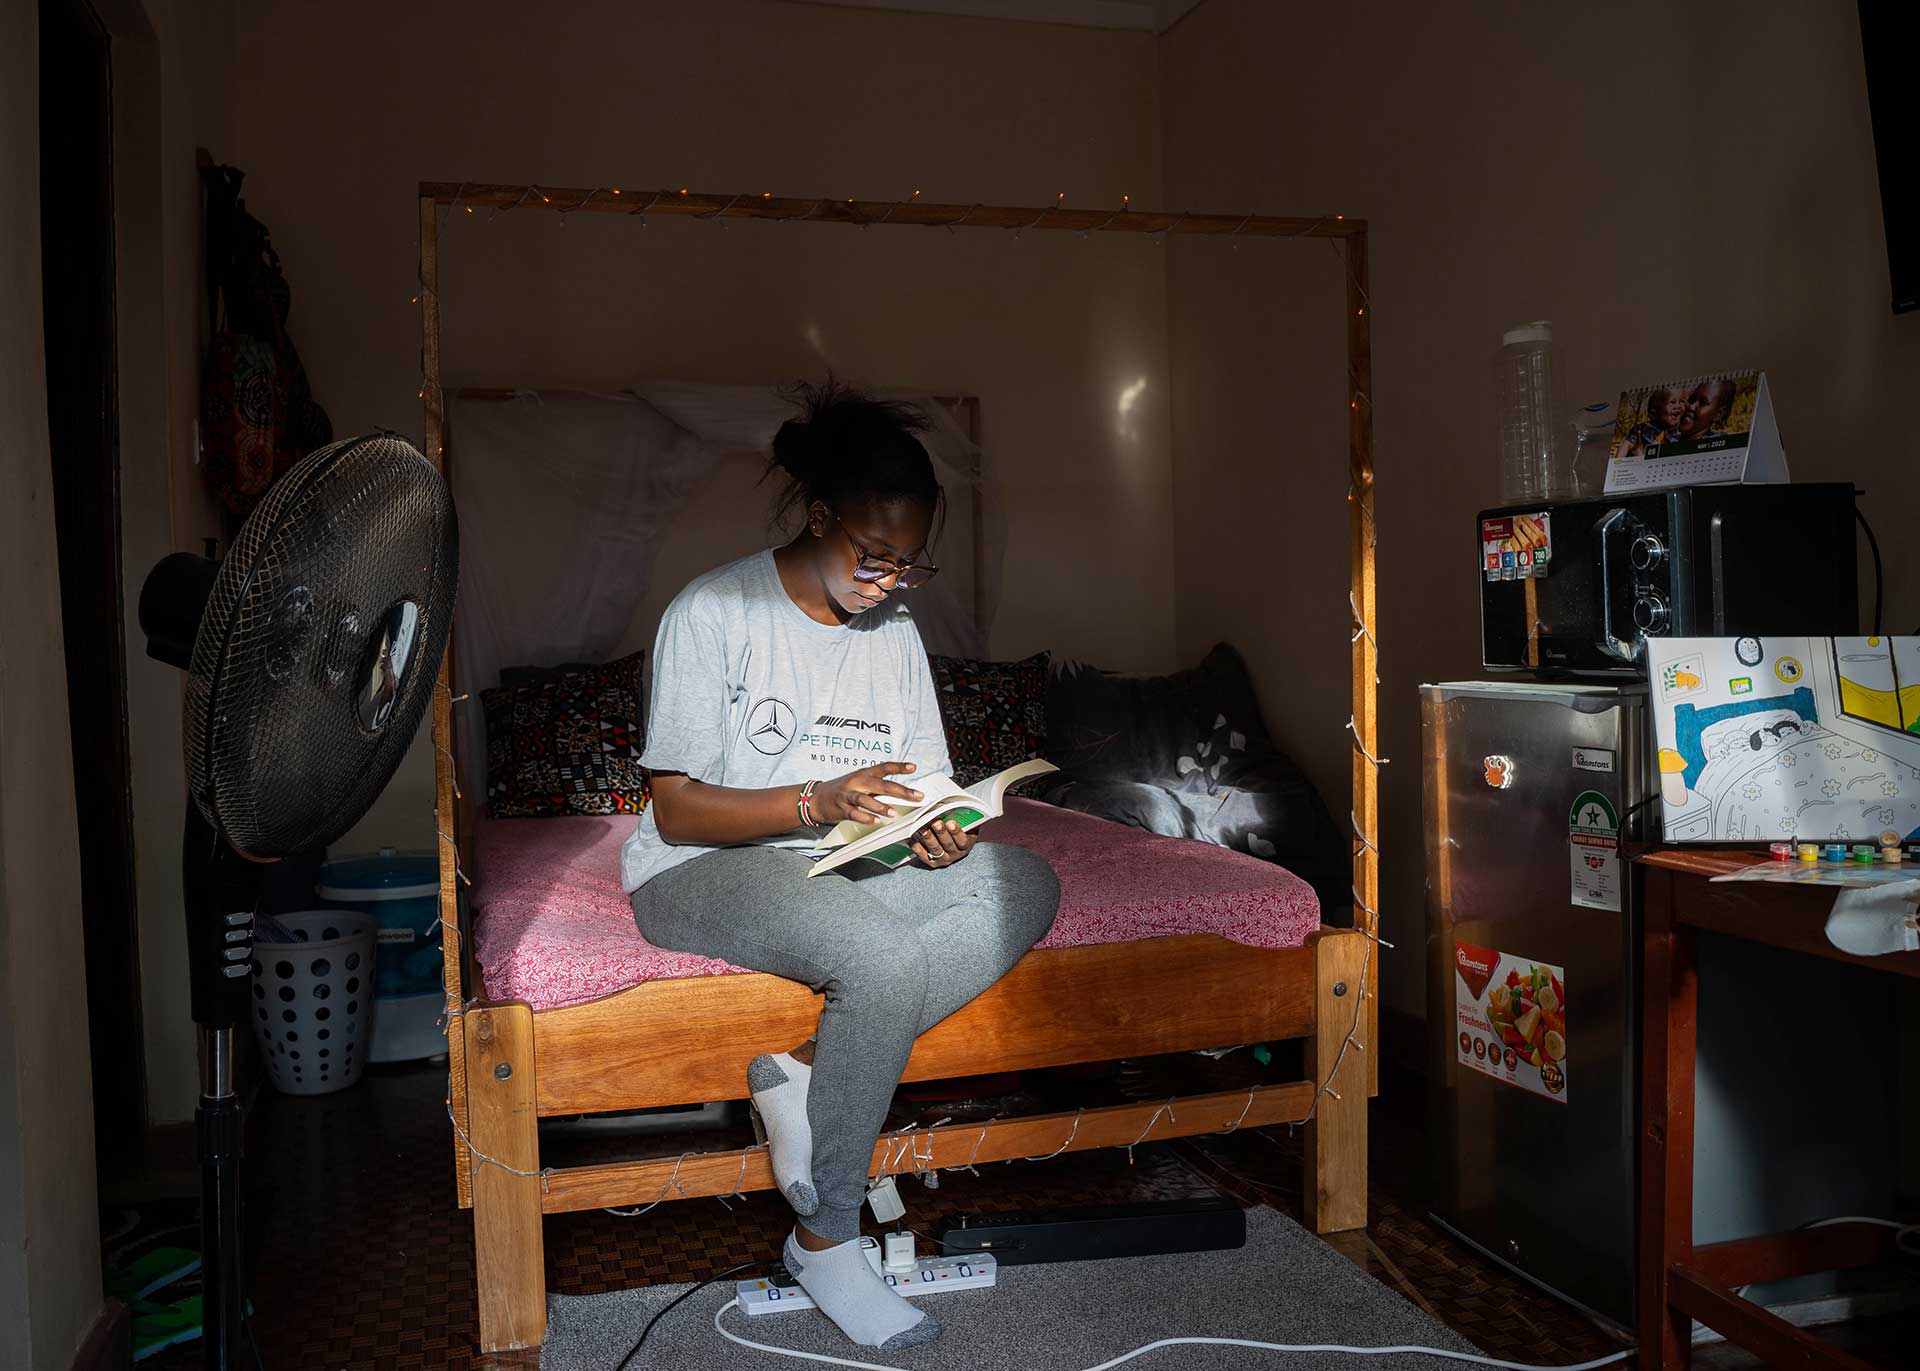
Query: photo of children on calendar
1609 370 1759 461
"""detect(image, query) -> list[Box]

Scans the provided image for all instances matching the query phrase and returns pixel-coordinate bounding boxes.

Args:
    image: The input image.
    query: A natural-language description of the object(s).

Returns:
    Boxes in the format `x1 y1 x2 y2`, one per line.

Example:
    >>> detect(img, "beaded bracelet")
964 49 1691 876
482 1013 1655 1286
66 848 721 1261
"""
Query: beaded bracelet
797 779 820 829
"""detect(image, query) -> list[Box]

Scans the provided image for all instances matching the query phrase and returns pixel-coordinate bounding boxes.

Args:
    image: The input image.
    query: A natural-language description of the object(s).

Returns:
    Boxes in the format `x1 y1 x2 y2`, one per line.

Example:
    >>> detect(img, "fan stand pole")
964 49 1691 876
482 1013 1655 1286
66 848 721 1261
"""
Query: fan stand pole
197 1029 247 1371
183 806 261 1371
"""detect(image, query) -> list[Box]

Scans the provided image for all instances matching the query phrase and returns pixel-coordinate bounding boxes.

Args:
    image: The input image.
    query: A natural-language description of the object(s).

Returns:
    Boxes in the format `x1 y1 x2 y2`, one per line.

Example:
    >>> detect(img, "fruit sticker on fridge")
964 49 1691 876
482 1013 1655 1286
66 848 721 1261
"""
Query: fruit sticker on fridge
1454 942 1568 1102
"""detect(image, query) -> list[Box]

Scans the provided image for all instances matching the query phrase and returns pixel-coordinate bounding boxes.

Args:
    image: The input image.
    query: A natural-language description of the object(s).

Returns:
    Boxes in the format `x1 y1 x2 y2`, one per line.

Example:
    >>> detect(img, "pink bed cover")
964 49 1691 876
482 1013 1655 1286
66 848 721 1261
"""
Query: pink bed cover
472 797 1322 1011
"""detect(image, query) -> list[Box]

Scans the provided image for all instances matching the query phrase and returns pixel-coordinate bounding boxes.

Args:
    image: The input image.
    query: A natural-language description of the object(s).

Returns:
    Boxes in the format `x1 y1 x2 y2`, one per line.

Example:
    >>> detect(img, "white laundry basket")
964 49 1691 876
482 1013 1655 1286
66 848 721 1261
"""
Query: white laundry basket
251 910 378 1095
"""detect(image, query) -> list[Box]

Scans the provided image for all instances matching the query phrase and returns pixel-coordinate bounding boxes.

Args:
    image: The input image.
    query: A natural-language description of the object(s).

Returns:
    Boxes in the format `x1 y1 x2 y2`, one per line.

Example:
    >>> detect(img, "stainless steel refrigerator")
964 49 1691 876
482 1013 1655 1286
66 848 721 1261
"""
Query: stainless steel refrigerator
1421 681 1646 1330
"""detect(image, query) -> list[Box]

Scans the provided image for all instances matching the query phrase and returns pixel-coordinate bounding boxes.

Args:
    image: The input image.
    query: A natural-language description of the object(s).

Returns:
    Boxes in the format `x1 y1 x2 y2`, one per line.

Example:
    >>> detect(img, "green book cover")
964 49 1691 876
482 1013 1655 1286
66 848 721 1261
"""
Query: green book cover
860 806 987 870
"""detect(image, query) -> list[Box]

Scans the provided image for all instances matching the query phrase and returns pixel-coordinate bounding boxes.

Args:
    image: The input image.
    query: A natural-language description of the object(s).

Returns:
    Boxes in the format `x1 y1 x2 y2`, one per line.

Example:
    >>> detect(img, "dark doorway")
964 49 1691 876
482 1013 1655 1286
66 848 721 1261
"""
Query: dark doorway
41 0 148 1158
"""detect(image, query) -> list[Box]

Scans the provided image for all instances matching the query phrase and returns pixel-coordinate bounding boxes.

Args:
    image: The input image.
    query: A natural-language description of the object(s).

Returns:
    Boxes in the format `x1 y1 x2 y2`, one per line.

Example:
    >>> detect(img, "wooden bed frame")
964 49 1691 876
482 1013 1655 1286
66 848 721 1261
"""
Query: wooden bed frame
416 183 1382 1355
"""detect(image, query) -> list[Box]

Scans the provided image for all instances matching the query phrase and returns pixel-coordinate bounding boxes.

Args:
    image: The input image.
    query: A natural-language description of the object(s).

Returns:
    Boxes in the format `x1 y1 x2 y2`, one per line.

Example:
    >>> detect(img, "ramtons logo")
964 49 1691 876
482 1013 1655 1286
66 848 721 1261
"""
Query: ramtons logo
1453 942 1497 1001
815 715 892 734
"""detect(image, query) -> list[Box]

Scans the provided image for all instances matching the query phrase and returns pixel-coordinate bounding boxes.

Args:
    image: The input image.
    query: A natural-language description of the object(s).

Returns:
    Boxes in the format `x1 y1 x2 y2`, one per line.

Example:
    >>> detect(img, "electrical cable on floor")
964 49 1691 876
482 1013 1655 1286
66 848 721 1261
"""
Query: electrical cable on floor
705 1298 1637 1371
618 1168 1916 1369
612 1260 775 1371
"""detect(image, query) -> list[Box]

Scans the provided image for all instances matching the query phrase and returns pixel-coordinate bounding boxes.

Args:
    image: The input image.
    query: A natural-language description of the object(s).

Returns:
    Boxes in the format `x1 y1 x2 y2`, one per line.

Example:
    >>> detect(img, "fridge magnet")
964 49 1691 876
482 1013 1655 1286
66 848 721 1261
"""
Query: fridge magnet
1454 942 1568 1102
1603 369 1788 493
1648 636 1920 843
1569 789 1622 912
1483 755 1515 789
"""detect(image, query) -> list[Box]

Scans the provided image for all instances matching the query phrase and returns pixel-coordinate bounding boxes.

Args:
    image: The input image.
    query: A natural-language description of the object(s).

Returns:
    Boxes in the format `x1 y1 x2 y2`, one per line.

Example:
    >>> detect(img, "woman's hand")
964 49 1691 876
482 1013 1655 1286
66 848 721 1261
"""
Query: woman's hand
812 762 923 826
910 818 973 869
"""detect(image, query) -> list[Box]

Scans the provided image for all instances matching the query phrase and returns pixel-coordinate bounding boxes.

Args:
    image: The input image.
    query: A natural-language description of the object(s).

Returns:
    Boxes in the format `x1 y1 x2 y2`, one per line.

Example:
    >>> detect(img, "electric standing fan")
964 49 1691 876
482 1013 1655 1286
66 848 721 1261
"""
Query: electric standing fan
139 433 458 1369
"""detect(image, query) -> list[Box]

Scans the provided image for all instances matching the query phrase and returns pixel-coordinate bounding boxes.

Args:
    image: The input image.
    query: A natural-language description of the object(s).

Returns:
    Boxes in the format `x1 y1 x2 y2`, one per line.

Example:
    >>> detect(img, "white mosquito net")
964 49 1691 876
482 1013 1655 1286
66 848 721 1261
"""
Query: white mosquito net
445 383 997 801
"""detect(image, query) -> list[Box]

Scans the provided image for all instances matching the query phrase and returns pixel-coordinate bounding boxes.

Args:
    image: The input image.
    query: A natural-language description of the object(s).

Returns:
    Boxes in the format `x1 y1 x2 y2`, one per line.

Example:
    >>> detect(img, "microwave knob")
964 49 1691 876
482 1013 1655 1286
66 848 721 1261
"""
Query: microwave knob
1630 533 1667 571
1633 592 1670 634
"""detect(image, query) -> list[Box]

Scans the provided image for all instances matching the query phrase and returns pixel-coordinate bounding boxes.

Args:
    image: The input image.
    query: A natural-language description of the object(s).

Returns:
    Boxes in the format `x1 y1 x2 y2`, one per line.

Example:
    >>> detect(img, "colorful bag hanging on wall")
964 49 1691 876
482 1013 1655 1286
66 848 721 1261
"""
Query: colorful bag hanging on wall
198 156 332 517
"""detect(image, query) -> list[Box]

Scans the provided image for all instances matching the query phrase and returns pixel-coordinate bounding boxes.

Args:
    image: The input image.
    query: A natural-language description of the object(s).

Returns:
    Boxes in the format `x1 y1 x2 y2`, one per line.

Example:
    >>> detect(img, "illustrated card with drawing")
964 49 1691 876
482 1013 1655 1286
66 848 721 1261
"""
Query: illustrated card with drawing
1647 636 1920 844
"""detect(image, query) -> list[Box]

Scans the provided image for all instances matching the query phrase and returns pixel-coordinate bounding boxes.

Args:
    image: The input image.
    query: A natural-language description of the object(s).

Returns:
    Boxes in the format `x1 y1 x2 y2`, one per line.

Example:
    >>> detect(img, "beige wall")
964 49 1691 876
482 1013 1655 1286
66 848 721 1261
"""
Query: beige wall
1 3 106 1359
1165 225 1352 841
1163 0 1920 1030
211 0 1175 864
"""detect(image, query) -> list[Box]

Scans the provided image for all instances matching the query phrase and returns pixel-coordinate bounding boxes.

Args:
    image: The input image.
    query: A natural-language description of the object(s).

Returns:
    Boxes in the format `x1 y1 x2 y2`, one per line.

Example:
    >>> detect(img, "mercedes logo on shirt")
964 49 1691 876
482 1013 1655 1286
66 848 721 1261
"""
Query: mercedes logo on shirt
746 698 796 755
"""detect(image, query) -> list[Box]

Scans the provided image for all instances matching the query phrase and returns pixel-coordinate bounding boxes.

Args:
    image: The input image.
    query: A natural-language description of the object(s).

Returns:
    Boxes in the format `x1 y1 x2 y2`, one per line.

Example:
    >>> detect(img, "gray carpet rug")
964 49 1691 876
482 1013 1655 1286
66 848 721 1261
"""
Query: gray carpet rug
541 1205 1492 1371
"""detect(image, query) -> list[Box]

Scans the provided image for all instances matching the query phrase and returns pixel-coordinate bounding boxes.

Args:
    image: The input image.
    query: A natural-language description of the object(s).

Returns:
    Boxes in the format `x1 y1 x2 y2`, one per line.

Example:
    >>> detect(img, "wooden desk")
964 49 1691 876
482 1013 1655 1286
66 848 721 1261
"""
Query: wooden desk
1638 849 1919 1370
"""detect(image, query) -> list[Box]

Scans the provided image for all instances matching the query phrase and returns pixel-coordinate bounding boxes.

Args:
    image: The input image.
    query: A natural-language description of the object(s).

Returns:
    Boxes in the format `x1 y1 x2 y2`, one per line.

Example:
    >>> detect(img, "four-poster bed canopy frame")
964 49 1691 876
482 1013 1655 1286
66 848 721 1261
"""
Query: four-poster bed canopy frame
417 181 1381 1354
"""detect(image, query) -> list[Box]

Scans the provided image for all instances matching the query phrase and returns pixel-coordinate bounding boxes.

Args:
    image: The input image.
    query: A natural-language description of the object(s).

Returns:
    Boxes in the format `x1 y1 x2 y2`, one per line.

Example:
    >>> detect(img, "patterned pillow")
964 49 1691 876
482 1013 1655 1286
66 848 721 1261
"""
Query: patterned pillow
481 651 649 819
928 651 1050 787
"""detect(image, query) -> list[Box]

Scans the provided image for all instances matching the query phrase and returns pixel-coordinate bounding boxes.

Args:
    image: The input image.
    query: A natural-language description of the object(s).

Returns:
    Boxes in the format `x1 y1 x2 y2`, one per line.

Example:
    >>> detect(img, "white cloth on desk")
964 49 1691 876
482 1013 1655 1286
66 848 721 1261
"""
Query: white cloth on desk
1824 879 1920 957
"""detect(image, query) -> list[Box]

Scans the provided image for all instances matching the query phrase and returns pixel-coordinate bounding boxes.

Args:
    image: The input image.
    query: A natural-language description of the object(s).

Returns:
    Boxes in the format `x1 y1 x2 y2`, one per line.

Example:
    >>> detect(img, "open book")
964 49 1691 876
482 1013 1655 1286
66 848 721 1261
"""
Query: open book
807 758 1058 877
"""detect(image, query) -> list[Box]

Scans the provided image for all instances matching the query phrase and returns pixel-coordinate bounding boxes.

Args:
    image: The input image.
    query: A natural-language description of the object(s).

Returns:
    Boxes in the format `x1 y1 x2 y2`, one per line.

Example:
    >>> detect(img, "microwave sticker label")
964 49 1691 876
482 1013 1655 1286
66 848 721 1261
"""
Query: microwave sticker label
1660 654 1706 700
1571 747 1615 773
1569 789 1621 912
1455 942 1568 1103
1480 513 1551 582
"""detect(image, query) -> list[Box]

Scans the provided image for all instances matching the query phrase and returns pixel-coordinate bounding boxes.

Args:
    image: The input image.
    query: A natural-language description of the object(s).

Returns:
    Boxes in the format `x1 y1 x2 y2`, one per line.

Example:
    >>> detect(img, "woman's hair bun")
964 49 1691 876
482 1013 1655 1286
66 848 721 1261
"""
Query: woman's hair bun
771 417 826 486
765 378 942 529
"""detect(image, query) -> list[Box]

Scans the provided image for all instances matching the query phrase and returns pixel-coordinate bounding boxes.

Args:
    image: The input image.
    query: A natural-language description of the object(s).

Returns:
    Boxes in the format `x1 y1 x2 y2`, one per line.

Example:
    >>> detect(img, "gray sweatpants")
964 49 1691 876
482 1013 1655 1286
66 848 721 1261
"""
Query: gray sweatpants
629 840 1061 1240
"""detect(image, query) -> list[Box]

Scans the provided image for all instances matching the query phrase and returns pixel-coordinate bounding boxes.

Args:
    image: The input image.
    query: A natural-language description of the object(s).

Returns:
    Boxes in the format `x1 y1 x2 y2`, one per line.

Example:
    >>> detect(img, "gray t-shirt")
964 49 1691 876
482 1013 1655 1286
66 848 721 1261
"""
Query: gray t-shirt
620 549 952 893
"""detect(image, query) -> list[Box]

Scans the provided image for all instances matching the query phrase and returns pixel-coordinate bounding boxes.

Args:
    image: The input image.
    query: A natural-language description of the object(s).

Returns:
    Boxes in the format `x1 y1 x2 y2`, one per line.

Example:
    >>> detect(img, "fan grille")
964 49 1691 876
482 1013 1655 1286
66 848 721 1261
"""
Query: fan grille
186 435 458 857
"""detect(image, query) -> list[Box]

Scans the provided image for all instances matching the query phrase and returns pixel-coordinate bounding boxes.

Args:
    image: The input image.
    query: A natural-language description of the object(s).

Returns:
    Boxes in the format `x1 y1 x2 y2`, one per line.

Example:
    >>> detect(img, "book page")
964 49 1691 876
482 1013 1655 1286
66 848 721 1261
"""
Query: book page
973 758 1058 812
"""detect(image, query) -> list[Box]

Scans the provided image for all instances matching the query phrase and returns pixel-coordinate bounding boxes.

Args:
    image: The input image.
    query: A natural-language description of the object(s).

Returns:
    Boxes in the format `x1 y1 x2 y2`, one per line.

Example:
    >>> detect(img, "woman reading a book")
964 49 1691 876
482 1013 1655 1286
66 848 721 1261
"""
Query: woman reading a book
621 382 1061 1352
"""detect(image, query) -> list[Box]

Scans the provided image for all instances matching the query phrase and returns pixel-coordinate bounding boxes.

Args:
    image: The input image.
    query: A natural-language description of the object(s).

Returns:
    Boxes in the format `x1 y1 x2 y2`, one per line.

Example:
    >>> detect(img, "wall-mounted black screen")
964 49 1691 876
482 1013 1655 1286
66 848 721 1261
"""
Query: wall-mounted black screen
1859 1 1916 314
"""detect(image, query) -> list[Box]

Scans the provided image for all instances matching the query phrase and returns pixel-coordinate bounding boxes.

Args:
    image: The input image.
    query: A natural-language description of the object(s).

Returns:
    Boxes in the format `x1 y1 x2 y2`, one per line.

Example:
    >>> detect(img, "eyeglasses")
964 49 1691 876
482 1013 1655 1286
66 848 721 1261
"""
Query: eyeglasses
834 514 939 590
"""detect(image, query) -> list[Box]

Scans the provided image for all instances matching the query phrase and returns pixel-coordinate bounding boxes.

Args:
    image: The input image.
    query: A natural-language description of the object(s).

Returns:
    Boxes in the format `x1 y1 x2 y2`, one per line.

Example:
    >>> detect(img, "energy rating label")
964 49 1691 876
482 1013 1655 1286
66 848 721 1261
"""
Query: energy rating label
1569 789 1621 912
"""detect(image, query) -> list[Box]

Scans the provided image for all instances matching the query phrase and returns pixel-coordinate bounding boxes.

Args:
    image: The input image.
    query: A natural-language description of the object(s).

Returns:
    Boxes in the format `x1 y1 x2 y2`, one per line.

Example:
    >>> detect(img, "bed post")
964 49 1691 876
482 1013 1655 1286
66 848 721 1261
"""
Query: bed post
1345 226 1380 1098
1305 929 1369 1232
420 193 477 1206
465 1003 547 1352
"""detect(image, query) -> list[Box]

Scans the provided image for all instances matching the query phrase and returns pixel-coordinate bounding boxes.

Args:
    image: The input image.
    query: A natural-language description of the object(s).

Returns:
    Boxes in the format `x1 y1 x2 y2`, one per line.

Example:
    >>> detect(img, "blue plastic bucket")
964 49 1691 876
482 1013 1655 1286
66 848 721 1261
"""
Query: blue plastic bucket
315 849 441 1000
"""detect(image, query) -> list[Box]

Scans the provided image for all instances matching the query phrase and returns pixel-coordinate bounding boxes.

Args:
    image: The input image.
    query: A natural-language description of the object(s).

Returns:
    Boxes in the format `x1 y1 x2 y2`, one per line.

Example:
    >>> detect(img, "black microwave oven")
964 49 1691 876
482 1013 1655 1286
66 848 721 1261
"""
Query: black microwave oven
1479 484 1859 676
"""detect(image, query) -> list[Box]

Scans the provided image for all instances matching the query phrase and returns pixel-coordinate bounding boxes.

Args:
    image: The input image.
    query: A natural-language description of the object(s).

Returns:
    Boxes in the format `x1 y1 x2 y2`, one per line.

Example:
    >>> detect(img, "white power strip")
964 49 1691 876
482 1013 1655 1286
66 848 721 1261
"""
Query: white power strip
737 1237 999 1317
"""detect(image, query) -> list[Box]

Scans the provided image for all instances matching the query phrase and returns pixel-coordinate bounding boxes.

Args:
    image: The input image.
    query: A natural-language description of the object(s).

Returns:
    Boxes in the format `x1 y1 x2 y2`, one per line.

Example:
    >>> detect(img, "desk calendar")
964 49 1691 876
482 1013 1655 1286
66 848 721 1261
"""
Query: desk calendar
1604 369 1788 493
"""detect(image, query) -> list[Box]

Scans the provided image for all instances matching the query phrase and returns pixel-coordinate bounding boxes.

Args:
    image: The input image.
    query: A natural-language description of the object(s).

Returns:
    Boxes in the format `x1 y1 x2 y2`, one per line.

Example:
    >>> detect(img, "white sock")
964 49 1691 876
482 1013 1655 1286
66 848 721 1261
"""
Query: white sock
784 1229 942 1350
748 1051 817 1215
